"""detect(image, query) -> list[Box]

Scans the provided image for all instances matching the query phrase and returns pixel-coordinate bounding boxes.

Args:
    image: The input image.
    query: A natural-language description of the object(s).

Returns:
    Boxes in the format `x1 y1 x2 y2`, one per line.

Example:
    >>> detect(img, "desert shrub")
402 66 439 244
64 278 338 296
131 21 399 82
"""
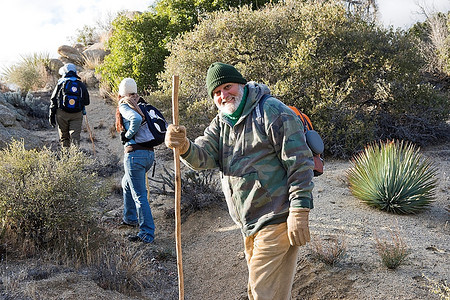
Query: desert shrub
347 140 438 214
151 166 224 218
0 140 107 258
70 24 100 47
375 230 410 269
159 0 450 158
410 12 450 77
98 1 276 96
308 235 347 266
1 53 59 92
374 82 450 147
90 243 154 295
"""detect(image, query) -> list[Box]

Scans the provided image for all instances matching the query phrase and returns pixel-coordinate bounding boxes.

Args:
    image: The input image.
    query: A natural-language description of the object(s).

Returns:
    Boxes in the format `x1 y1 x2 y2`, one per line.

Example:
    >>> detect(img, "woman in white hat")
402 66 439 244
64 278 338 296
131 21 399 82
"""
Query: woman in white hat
115 78 155 243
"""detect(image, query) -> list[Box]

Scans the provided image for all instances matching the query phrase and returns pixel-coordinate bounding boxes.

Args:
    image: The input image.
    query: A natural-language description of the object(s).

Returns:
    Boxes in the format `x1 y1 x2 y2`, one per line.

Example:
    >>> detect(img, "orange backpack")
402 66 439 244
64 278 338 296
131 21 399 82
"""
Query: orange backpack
288 106 324 177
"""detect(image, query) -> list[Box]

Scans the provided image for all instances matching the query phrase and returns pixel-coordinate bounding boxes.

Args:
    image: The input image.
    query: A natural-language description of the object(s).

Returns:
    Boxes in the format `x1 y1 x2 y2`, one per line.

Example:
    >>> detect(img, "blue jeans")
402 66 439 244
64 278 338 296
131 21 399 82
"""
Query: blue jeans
122 150 155 243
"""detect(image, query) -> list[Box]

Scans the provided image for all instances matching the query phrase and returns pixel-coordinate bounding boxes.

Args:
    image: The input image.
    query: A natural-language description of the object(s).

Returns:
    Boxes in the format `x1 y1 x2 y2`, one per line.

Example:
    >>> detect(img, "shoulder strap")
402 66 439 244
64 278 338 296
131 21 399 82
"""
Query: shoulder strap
256 94 272 127
288 105 313 131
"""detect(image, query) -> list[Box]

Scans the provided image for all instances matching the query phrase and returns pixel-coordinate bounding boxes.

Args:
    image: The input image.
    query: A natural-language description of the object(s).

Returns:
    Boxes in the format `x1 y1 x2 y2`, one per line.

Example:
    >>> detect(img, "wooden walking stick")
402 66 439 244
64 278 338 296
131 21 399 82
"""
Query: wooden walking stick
84 114 96 155
171 75 184 299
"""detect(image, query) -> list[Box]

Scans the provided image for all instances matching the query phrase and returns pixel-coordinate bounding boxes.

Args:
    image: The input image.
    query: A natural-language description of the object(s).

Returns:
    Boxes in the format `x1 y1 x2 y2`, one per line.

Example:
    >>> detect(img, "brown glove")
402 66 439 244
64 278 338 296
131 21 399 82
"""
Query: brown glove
165 124 190 155
287 207 311 246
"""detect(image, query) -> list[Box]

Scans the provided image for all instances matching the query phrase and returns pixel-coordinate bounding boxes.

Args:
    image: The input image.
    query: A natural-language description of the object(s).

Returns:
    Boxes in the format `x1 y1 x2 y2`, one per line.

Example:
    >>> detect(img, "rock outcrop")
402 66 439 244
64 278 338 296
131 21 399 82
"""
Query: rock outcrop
57 45 84 65
55 43 108 89
0 92 48 149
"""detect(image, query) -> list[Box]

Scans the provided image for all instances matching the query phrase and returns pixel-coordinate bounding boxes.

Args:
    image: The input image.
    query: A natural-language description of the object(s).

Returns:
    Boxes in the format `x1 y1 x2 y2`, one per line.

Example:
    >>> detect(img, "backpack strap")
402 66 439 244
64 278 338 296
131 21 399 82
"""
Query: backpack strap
288 105 313 131
256 94 272 127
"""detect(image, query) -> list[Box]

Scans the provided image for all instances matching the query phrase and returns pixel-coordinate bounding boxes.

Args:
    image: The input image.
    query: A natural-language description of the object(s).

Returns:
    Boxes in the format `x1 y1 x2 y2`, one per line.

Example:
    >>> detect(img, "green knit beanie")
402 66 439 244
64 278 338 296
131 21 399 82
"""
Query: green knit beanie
206 62 247 98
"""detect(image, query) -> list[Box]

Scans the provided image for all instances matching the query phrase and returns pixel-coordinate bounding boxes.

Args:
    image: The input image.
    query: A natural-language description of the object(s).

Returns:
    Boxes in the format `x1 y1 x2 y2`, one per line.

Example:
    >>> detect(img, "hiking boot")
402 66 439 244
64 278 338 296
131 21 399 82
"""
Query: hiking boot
127 235 153 244
121 221 138 228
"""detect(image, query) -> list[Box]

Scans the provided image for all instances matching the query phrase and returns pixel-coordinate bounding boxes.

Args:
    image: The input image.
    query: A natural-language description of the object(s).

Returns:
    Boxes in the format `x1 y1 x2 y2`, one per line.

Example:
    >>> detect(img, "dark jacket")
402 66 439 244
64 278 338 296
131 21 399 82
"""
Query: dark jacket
49 71 90 114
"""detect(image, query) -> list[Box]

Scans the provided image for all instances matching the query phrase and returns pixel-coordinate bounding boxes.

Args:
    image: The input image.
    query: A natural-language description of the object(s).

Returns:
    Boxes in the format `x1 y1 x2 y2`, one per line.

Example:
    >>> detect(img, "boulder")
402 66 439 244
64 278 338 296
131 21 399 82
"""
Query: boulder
73 43 85 53
79 70 100 88
49 59 64 72
82 48 109 62
0 122 45 150
0 93 46 150
57 45 83 64
85 42 105 51
0 104 16 127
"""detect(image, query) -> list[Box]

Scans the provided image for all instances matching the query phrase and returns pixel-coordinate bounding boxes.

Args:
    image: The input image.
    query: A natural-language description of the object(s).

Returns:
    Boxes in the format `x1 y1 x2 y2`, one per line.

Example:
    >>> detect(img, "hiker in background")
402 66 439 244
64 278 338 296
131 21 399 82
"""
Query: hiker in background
49 63 90 147
165 62 314 300
115 78 155 244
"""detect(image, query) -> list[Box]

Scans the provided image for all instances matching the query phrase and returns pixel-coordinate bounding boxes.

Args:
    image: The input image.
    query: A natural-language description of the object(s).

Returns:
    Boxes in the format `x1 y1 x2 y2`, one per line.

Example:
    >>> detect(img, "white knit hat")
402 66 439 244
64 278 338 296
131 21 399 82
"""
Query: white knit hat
118 78 137 96
58 63 77 76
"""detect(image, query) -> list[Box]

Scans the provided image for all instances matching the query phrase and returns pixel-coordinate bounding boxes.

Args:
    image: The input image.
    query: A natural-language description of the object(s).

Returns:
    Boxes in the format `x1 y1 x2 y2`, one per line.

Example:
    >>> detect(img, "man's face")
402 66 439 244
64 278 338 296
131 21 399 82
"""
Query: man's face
212 83 244 115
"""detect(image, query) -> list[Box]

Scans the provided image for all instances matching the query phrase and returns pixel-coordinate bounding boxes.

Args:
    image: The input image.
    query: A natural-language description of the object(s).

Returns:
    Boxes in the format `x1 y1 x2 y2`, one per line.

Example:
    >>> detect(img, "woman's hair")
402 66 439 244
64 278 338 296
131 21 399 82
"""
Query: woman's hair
115 106 124 133
115 95 146 133
115 96 124 133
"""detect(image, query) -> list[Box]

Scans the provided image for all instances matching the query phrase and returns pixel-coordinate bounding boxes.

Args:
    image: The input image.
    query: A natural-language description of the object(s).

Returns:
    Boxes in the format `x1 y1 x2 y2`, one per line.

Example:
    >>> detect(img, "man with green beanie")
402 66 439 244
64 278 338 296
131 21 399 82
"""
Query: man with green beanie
165 62 314 300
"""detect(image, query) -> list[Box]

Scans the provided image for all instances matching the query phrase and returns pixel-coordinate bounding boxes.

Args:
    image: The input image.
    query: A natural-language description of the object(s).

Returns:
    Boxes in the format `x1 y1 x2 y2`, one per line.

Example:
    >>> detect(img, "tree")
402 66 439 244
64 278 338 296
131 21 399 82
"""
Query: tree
98 0 277 95
152 0 278 32
410 9 450 77
97 12 171 93
159 0 449 157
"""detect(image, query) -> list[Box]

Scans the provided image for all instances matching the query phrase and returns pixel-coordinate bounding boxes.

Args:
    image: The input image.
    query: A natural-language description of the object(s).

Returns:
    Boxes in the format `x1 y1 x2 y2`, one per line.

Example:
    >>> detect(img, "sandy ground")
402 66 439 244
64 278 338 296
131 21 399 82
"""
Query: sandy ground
2 89 449 299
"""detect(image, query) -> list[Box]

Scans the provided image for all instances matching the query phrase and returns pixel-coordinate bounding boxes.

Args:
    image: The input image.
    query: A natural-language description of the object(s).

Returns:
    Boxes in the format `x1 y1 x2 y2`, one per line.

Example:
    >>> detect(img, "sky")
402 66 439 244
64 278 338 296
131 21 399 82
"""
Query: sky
0 0 449 72
0 0 155 71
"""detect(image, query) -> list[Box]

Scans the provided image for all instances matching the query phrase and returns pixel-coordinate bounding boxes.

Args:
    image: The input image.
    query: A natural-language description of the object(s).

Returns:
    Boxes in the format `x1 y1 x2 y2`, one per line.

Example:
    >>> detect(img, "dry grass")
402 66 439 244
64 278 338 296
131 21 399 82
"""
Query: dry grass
374 229 410 269
89 243 153 295
109 124 117 138
82 54 103 71
308 235 347 266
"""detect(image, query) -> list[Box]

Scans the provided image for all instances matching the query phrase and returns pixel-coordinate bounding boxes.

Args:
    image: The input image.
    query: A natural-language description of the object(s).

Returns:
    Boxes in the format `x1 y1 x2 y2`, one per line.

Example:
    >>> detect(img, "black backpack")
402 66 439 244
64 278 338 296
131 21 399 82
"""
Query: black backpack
133 102 168 148
60 79 83 113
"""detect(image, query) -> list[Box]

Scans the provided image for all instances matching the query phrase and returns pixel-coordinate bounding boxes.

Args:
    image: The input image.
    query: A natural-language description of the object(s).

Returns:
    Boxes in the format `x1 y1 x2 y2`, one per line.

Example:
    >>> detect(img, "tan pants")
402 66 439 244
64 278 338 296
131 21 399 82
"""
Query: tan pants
56 109 83 147
244 222 299 300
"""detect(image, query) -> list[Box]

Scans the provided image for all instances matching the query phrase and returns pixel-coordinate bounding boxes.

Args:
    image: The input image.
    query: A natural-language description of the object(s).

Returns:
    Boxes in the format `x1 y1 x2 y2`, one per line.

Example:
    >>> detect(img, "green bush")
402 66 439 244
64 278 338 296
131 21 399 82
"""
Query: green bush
347 140 437 214
0 140 107 257
97 12 171 94
98 1 278 97
158 0 449 157
70 24 100 47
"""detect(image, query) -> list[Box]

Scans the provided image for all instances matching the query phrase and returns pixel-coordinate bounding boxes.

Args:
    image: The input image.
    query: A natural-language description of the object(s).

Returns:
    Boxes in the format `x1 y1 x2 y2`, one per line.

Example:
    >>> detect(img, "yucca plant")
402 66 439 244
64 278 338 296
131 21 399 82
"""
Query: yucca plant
347 140 437 214
1 52 55 92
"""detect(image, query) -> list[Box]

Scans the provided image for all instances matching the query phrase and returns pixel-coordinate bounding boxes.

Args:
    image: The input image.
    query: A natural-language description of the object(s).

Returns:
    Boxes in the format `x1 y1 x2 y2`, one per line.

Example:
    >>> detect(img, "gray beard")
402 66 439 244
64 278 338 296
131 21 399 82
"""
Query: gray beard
218 85 244 115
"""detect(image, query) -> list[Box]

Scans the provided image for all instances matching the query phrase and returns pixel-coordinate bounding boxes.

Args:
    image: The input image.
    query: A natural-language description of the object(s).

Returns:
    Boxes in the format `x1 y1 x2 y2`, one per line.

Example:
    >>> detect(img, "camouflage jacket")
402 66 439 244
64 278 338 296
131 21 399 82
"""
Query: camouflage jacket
181 82 314 236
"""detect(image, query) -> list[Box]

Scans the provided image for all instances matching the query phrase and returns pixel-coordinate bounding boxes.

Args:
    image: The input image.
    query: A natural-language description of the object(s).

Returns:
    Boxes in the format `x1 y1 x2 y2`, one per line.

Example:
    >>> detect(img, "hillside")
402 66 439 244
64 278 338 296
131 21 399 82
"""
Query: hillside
0 89 449 300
